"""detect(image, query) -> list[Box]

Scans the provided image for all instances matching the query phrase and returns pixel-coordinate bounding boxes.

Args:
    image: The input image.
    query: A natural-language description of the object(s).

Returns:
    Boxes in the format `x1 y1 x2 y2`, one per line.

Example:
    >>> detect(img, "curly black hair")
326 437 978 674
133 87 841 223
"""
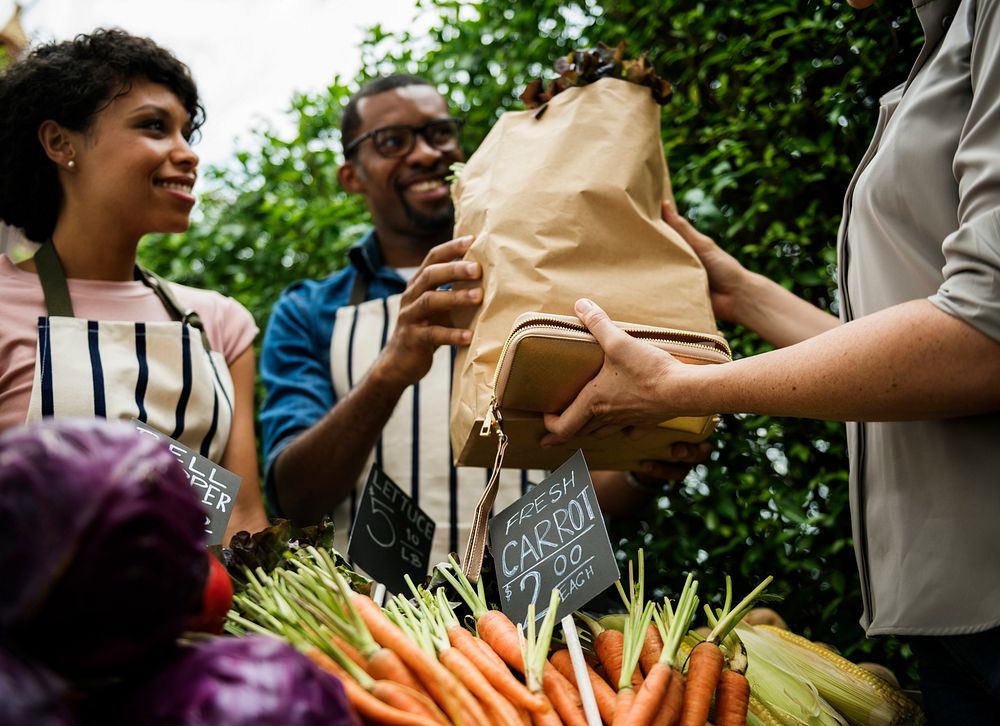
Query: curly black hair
0 28 205 242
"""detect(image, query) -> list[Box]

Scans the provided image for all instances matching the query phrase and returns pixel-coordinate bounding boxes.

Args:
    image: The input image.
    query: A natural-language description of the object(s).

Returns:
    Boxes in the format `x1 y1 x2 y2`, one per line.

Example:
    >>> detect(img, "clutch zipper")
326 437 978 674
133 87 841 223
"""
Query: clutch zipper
481 315 731 437
480 395 503 437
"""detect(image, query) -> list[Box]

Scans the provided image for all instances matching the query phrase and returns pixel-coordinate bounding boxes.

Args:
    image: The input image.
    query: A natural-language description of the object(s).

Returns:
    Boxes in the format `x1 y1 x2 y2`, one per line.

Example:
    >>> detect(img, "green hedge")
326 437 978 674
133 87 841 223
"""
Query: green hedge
140 0 924 685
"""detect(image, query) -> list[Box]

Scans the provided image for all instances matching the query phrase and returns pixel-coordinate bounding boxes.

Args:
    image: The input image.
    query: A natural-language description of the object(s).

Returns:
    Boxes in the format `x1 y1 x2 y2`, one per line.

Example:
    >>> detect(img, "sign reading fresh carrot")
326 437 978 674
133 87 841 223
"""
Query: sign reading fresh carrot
489 450 618 627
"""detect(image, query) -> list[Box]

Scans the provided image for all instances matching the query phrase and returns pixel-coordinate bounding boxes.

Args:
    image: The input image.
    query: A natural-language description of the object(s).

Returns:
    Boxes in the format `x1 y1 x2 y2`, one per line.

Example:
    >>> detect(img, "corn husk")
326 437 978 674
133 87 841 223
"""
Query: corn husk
739 628 848 726
737 623 925 726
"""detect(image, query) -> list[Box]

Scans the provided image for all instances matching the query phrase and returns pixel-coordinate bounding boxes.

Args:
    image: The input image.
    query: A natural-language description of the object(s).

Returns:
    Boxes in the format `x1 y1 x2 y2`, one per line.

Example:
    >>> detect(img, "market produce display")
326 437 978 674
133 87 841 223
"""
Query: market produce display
223 525 925 726
0 420 925 724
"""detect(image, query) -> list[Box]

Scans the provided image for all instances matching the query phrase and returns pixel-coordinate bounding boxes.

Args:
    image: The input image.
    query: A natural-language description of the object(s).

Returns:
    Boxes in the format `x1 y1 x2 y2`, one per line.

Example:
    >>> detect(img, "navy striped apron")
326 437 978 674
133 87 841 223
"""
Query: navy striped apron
25 243 234 463
328 275 545 569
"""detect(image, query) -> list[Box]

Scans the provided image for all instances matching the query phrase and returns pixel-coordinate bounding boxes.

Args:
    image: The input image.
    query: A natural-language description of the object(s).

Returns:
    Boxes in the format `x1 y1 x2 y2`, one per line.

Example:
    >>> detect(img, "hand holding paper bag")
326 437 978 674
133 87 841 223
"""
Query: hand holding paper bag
449 75 732 471
375 235 482 390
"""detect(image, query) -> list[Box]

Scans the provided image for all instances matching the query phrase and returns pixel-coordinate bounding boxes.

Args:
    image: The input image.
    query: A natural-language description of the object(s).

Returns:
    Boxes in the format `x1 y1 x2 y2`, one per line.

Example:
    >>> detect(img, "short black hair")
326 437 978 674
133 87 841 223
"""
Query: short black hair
340 74 434 157
0 28 205 242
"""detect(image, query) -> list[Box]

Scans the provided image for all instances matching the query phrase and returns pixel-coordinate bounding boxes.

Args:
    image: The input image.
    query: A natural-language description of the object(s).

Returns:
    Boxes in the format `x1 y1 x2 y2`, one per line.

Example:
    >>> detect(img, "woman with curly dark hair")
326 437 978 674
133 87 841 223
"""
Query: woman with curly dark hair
0 29 268 542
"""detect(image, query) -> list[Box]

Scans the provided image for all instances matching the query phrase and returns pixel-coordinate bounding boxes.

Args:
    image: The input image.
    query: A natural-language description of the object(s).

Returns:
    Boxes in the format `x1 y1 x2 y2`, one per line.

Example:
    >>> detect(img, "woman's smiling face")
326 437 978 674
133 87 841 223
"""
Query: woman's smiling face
65 77 199 239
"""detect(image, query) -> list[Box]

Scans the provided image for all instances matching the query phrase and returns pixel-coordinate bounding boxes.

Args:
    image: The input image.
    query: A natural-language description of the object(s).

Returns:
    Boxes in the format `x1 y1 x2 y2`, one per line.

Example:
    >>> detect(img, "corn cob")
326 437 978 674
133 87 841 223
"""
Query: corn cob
745 624 925 726
746 695 785 726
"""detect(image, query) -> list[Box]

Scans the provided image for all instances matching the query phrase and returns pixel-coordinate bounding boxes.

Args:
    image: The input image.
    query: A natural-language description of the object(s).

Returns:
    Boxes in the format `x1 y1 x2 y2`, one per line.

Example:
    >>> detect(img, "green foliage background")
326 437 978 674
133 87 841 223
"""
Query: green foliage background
140 0 923 683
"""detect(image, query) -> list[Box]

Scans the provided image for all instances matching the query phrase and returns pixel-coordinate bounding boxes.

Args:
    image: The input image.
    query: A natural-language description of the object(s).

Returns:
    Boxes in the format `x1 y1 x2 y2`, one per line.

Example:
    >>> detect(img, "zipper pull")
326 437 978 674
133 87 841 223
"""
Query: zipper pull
480 397 500 437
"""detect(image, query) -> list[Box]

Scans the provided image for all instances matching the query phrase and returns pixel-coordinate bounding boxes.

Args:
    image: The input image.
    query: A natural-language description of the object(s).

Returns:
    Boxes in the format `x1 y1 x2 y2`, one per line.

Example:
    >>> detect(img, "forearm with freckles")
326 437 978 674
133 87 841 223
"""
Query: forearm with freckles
683 299 1000 421
273 355 408 524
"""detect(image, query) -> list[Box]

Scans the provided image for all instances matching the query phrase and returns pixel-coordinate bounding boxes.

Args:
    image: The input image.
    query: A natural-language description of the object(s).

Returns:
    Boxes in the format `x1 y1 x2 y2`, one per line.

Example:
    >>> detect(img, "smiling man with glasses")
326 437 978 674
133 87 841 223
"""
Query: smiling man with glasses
258 75 549 568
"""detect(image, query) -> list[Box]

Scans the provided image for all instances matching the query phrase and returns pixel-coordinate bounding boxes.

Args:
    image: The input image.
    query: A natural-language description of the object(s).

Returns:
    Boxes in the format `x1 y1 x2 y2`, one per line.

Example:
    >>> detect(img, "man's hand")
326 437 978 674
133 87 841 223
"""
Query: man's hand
375 235 482 389
591 442 711 517
542 298 705 445
636 441 712 482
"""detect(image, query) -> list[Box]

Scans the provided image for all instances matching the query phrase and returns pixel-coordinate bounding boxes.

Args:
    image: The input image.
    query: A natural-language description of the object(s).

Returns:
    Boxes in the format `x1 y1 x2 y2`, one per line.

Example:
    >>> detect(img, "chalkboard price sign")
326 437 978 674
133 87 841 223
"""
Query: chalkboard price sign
489 450 618 627
348 464 436 595
132 419 242 546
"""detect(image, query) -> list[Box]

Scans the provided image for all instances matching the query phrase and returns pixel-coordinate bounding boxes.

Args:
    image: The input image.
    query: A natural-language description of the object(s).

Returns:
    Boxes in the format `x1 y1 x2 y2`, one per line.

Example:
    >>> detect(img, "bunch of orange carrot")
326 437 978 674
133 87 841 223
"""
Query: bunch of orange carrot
224 545 770 726
550 557 770 726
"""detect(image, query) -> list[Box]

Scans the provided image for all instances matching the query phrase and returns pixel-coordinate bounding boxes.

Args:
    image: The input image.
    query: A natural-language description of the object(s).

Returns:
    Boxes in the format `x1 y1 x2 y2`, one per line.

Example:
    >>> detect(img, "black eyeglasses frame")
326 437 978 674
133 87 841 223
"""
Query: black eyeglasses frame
344 117 465 159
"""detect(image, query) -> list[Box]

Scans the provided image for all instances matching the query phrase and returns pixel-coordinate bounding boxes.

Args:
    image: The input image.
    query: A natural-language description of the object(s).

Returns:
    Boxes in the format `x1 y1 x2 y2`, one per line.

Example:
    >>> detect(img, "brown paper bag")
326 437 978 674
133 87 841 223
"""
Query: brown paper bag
450 77 725 470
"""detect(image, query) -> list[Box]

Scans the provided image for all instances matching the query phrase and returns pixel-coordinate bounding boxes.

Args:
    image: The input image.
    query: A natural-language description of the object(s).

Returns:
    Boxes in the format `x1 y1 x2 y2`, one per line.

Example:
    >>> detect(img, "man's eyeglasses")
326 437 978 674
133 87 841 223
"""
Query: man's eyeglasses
344 118 464 159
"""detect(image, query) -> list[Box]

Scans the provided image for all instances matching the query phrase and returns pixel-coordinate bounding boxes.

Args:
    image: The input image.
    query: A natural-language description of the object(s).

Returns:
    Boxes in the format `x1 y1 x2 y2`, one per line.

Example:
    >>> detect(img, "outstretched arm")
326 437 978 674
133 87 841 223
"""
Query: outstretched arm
543 297 1000 443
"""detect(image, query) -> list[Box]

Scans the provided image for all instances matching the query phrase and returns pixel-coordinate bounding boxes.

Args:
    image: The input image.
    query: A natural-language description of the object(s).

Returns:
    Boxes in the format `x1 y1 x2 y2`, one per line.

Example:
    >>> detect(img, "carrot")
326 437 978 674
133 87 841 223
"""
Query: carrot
433 564 584 725
303 646 442 726
440 645 525 726
550 648 617 724
476 609 527 669
460 628 509 670
368 646 425 696
680 641 726 726
713 669 750 726
611 686 636 726
542 663 588 726
621 661 673 726
652 667 685 726
370 680 449 724
530 698 565 726
595 628 643 690
476 609 587 726
681 576 772 726
330 633 370 672
619 573 698 726
448 625 548 713
278 557 427 699
477 636 507 666
639 623 663 676
352 593 489 726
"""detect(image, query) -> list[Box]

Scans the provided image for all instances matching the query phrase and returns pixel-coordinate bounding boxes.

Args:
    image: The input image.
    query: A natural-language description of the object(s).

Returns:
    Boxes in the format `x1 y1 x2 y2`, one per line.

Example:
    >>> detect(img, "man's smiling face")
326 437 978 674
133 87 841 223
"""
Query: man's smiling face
343 85 464 242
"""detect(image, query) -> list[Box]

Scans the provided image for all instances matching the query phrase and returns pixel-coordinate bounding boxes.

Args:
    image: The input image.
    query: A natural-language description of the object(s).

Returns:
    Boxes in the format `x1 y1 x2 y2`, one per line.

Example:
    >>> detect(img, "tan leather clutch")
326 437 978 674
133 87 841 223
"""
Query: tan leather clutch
455 312 731 470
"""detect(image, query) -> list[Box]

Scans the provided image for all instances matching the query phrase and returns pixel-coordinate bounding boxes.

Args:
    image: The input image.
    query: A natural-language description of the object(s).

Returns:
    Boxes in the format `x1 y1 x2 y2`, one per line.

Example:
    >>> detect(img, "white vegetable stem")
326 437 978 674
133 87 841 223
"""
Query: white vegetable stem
562 613 602 726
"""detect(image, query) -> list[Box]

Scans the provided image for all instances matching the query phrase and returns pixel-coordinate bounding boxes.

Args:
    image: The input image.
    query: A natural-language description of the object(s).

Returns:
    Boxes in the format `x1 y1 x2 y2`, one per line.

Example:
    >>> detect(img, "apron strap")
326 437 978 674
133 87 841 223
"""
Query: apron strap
33 242 214 353
33 242 75 317
134 267 214 353
348 270 369 307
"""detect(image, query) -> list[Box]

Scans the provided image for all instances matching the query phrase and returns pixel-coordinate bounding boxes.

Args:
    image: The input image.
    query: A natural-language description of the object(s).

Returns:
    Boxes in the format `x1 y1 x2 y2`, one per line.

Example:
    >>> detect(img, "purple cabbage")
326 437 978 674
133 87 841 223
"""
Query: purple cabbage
0 419 208 676
0 648 76 726
120 635 359 726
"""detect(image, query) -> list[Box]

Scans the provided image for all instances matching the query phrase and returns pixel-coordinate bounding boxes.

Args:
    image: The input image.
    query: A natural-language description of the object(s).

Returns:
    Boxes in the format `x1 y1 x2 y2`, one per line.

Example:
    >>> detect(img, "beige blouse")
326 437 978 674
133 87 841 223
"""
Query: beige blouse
837 0 1000 635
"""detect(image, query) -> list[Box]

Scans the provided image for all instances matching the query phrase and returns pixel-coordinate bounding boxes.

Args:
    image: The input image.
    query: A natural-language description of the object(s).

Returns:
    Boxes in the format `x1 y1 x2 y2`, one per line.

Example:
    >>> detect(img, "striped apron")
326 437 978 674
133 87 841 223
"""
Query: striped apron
25 243 234 463
329 275 545 569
